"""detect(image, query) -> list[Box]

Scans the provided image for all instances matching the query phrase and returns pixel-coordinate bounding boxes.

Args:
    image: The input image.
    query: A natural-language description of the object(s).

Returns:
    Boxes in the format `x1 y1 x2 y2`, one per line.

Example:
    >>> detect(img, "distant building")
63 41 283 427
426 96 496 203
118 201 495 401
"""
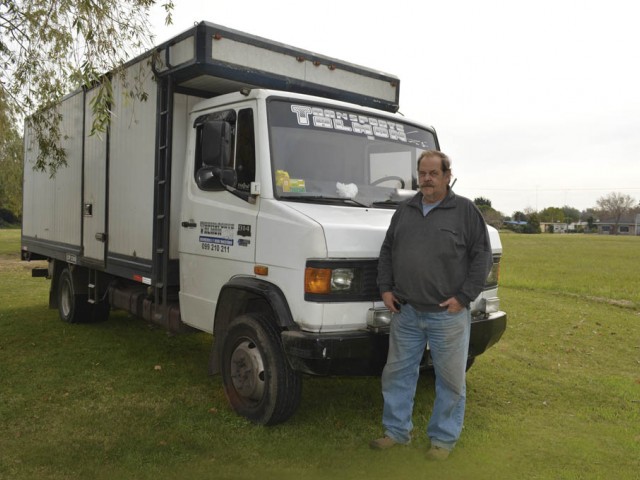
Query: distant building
568 221 589 233
595 213 640 235
540 222 569 233
503 220 528 227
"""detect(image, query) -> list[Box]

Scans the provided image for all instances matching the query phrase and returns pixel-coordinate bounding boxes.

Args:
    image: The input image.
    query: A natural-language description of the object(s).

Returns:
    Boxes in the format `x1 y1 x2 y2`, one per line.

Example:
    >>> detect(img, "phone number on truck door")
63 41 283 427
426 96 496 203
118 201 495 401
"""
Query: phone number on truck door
201 242 230 253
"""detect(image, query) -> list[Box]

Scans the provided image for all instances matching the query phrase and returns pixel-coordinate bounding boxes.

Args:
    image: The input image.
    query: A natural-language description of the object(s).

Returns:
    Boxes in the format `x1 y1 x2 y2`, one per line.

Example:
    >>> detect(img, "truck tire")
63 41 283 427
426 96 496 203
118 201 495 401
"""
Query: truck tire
221 313 302 425
57 268 91 323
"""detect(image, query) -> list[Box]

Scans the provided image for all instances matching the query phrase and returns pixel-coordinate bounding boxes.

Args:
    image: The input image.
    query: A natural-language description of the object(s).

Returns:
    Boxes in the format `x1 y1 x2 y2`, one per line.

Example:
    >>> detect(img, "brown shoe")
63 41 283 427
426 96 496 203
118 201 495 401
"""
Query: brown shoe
369 436 398 450
426 445 450 460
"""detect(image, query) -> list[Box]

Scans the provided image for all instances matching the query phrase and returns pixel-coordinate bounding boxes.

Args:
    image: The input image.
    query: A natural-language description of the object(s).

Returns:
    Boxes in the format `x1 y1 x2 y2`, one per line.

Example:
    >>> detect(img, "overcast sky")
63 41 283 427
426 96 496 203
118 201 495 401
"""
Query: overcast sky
150 0 640 216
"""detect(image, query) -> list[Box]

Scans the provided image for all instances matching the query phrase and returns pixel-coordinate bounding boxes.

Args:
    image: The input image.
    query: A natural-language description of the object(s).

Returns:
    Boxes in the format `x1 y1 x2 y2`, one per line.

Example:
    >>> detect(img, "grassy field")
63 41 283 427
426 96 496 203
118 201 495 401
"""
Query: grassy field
1 229 638 479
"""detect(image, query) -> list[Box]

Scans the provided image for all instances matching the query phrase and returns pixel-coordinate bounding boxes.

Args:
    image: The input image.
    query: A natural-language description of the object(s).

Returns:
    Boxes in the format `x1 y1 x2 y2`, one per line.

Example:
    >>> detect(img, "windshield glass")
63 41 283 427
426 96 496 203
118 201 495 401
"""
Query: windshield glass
267 98 437 207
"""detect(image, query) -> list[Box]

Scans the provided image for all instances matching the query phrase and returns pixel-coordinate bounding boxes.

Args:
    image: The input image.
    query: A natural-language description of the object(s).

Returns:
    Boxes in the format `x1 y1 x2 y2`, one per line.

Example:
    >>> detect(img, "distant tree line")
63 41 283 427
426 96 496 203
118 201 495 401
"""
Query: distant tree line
473 192 639 235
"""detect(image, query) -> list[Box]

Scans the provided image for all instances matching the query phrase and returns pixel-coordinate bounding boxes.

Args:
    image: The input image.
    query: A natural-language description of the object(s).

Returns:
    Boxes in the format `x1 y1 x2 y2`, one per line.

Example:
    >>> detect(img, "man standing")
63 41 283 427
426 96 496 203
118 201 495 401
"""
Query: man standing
371 150 492 460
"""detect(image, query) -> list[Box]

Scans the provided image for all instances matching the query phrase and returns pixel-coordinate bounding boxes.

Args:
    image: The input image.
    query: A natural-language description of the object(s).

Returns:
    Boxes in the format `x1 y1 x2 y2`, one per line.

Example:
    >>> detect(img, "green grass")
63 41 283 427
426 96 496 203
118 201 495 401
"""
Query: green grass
1 229 639 479
0 227 20 255
500 231 640 305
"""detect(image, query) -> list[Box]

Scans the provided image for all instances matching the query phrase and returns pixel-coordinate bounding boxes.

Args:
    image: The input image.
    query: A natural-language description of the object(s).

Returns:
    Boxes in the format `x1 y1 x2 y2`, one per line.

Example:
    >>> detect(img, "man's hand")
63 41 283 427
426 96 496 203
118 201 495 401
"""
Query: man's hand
382 291 400 313
439 297 464 313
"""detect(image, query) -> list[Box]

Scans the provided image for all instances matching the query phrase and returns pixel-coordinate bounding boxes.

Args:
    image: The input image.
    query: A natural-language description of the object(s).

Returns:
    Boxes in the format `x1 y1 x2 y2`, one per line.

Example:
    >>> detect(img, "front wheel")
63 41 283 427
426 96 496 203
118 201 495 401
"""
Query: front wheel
221 313 302 425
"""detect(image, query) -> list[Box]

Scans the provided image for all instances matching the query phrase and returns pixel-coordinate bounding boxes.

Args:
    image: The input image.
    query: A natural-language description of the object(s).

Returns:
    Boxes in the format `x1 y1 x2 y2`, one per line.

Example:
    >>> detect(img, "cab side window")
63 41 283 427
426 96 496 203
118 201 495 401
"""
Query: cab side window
235 108 255 192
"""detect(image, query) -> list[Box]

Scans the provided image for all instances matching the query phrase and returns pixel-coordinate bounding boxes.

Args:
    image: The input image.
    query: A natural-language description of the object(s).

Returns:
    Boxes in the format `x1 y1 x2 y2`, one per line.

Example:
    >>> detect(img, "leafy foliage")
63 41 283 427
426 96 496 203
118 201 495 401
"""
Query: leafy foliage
473 197 503 229
538 206 565 223
0 0 174 175
561 205 580 223
504 211 540 234
0 86 23 221
473 196 492 208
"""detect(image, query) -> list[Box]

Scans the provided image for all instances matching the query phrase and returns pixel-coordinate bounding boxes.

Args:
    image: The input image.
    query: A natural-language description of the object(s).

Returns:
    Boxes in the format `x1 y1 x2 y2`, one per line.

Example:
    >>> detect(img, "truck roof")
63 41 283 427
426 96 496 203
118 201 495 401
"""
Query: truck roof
146 21 400 113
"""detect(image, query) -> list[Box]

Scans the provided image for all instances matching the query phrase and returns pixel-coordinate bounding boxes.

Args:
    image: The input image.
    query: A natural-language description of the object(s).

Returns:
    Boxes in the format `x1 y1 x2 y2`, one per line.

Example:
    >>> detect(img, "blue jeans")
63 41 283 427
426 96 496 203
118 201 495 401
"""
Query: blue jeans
381 303 471 450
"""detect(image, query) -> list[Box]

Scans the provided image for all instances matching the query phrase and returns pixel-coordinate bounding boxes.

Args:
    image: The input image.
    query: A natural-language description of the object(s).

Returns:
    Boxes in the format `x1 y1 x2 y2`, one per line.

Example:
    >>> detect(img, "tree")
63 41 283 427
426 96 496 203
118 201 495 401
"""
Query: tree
480 208 504 230
473 197 503 229
0 85 23 222
512 211 527 222
1 0 174 175
538 206 565 223
596 192 636 235
524 212 541 234
474 197 492 208
561 205 580 223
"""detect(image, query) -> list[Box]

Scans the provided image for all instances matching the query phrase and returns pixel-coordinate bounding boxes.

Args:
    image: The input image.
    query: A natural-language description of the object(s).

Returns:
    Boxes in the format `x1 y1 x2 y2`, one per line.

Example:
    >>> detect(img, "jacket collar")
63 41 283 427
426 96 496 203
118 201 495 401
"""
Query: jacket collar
408 187 456 211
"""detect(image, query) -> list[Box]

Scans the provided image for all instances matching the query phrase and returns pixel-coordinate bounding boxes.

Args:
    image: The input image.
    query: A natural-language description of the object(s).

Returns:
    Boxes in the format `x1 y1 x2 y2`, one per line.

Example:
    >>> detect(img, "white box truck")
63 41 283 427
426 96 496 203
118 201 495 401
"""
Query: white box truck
22 21 506 425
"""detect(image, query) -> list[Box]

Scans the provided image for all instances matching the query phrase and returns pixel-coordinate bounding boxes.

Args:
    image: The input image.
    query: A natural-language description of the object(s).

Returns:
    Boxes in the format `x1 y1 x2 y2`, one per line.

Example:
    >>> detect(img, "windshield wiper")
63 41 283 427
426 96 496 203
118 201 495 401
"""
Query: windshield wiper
371 199 401 208
281 195 369 208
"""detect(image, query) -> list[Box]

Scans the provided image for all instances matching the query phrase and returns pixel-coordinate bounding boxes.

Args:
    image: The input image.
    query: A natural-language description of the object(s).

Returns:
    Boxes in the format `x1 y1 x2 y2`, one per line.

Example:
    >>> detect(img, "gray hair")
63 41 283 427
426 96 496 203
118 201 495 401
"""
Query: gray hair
417 150 451 173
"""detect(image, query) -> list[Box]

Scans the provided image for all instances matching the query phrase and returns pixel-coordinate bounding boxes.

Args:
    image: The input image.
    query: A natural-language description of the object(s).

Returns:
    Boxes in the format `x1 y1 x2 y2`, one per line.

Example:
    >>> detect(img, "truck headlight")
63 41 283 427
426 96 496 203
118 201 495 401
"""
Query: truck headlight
305 267 356 294
304 259 377 302
331 268 354 291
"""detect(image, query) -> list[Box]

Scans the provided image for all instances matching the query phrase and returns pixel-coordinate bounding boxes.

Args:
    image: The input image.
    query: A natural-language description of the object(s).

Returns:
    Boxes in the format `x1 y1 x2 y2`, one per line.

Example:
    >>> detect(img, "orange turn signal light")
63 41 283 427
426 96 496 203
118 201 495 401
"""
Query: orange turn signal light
254 265 269 276
305 268 332 294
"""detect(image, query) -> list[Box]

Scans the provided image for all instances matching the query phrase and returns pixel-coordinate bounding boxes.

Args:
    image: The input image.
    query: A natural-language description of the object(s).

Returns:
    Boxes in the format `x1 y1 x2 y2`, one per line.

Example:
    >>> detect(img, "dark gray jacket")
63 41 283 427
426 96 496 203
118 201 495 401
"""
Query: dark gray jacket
377 189 492 312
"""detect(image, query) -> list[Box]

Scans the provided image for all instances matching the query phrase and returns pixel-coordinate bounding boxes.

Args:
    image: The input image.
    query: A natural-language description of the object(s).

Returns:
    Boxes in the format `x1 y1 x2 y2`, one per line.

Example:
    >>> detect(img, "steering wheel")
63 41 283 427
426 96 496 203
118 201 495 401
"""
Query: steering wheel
371 176 405 188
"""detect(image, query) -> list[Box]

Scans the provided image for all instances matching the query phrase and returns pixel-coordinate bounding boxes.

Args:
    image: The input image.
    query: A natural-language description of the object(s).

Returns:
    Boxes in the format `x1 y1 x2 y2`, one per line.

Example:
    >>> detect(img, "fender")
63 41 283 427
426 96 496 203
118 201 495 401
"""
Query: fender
208 276 296 375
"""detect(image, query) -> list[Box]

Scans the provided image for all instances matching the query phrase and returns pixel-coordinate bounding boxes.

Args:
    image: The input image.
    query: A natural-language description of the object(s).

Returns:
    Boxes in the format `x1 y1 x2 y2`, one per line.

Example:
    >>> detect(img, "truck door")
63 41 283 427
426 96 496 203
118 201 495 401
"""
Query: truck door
82 88 108 264
178 107 259 333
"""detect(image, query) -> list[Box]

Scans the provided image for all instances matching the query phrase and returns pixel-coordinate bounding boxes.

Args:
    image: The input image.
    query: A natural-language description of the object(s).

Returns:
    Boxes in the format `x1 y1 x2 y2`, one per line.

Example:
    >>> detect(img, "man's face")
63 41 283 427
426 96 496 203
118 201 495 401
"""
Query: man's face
417 155 451 203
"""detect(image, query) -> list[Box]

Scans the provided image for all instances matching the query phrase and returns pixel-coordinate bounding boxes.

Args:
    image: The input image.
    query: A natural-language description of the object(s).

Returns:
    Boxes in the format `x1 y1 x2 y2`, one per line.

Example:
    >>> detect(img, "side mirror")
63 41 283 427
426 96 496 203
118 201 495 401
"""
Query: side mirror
202 120 232 168
196 166 237 191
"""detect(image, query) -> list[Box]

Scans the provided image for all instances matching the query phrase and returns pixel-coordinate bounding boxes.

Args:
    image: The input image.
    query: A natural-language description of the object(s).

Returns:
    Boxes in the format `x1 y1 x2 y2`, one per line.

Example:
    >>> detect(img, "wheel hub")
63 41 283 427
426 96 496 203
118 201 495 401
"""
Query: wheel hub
230 340 265 401
60 279 72 317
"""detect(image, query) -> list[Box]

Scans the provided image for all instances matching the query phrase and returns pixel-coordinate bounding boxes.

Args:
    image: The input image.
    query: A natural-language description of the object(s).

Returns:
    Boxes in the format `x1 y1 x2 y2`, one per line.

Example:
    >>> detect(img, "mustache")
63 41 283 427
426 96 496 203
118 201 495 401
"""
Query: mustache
420 182 435 188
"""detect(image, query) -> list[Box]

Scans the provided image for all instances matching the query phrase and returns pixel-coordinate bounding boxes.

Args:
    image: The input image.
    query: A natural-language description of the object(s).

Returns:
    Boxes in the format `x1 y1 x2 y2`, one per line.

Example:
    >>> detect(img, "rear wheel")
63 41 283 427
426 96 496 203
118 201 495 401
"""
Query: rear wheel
221 313 302 425
57 267 110 323
57 268 91 323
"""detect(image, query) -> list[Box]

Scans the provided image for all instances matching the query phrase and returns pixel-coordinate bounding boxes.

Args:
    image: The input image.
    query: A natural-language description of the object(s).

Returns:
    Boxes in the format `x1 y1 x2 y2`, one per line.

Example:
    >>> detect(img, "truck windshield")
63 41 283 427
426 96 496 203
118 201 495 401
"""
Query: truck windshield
267 98 437 207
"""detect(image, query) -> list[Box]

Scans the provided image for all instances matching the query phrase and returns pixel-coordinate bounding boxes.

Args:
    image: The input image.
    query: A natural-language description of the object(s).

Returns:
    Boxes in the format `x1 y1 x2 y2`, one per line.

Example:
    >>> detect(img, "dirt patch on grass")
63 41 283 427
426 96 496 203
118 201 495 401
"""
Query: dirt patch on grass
563 291 636 310
585 295 635 308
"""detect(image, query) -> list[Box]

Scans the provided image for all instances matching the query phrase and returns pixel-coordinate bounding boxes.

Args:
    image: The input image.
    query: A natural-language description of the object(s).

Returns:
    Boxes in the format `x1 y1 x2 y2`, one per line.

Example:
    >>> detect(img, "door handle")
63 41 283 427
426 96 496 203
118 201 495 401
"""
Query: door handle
181 221 197 228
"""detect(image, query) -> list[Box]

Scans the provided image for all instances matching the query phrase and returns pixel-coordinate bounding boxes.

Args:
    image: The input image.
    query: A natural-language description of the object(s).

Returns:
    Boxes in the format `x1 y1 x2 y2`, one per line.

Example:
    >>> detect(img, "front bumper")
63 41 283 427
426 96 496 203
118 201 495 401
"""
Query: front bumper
281 311 507 376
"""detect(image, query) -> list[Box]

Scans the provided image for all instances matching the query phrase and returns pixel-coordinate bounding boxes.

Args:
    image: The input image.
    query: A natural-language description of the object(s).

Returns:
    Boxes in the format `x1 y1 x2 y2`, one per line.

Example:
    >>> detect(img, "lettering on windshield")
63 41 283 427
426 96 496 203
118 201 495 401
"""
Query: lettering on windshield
291 105 407 142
